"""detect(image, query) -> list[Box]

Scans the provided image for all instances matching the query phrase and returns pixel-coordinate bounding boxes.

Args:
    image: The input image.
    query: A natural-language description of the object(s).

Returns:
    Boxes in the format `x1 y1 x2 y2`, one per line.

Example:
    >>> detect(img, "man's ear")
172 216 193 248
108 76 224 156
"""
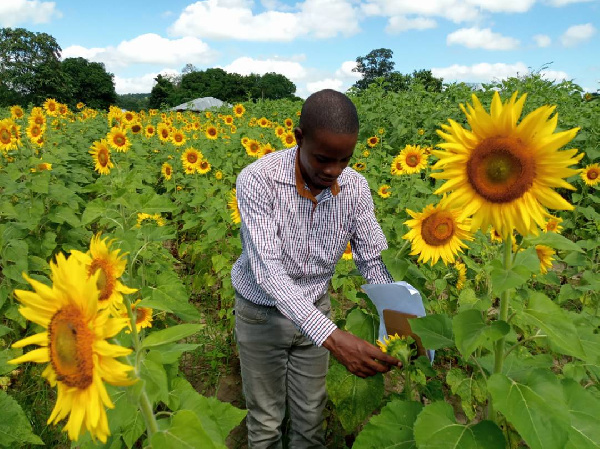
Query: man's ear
294 127 303 148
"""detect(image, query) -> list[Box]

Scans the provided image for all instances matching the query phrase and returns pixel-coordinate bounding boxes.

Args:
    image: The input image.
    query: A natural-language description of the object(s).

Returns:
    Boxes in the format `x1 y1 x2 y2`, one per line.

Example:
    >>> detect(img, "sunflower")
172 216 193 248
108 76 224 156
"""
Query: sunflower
161 162 173 181
157 123 171 142
228 189 241 224
215 170 223 180
76 102 85 110
367 136 379 147
398 145 428 174
281 131 296 149
245 139 262 157
275 126 286 137
535 245 555 274
418 128 425 136
233 104 246 117
362 150 370 158
378 128 385 135
171 129 186 146
89 140 114 175
489 227 504 243
122 111 137 124
129 122 142 135
258 117 270 128
181 148 203 171
453 261 467 291
543 215 563 233
9 252 134 443
391 154 405 176
432 91 581 237
378 185 391 198
29 107 46 127
106 128 131 152
341 242 353 260
145 124 156 138
128 300 153 332
197 159 211 175
0 119 17 151
57 104 69 116
30 162 52 172
376 334 415 365
223 115 234 125
284 118 294 129
581 163 600 186
403 198 473 266
70 235 137 312
44 98 59 116
353 161 366 172
27 123 44 142
205 125 218 140
10 105 24 120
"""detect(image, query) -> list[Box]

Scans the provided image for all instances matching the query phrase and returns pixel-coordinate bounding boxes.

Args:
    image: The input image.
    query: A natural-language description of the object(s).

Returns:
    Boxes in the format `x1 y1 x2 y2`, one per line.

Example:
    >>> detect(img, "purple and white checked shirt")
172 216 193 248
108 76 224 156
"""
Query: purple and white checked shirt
231 146 393 346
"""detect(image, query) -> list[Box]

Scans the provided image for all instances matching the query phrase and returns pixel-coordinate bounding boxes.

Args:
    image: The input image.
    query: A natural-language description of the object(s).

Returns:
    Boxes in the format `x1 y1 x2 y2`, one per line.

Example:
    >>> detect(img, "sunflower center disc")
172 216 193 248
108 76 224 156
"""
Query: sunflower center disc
89 260 114 302
98 151 108 165
1 129 11 144
589 170 598 180
467 136 535 203
48 306 94 389
407 155 419 167
421 211 455 246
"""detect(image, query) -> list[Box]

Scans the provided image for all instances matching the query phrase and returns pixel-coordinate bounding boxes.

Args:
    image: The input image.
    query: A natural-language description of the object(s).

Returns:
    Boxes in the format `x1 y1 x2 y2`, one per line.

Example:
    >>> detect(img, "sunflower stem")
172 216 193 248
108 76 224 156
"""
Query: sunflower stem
488 232 513 422
123 295 159 437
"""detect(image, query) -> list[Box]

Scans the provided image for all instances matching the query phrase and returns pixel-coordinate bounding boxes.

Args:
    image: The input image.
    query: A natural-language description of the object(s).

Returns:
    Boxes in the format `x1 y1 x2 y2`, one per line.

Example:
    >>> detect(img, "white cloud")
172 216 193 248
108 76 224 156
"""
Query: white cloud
168 0 359 41
0 0 61 27
386 16 437 33
546 0 595 6
447 27 519 50
431 62 570 84
334 61 362 80
222 56 308 81
560 23 596 47
306 78 345 93
62 34 216 70
114 69 180 95
467 0 536 13
533 34 551 47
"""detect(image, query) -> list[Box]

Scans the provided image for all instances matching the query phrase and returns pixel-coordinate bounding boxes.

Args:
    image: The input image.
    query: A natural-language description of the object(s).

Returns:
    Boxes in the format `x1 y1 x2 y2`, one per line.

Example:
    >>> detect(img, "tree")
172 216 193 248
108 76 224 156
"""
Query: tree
148 74 175 109
352 48 395 90
61 57 117 109
250 72 296 100
410 69 443 92
0 27 68 106
116 93 150 112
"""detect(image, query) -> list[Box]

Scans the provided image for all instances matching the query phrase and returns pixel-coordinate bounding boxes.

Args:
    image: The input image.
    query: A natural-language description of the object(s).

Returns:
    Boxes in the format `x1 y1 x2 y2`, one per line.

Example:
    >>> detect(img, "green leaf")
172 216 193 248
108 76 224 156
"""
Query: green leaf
478 353 553 382
140 358 169 404
147 343 200 365
521 292 587 360
529 232 584 253
151 410 225 449
446 368 487 421
381 250 409 281
414 401 505 449
408 314 455 350
142 324 204 349
0 390 43 446
0 325 12 338
488 369 571 449
458 288 491 313
353 400 423 449
326 359 384 432
563 379 600 449
345 308 378 343
453 310 509 358
514 246 544 273
490 265 530 295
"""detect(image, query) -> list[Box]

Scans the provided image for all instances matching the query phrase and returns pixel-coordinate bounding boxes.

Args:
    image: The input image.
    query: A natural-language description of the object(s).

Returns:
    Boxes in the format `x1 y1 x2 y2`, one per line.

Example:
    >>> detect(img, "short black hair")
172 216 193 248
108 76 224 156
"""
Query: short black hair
298 89 359 138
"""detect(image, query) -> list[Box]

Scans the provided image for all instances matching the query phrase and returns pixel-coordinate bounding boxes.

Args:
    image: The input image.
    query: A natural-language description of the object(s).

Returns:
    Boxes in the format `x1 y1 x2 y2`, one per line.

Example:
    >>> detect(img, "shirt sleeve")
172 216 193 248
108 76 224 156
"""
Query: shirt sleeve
236 167 337 346
351 176 395 284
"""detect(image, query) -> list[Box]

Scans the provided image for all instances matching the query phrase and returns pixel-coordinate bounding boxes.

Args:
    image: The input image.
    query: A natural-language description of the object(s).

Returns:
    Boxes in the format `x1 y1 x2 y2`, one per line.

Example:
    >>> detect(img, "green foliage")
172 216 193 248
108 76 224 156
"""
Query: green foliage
61 57 117 109
0 390 43 447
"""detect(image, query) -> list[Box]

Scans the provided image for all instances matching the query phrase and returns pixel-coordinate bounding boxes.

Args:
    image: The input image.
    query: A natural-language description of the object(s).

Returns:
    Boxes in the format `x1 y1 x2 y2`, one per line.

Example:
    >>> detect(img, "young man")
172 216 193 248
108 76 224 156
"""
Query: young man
231 89 399 448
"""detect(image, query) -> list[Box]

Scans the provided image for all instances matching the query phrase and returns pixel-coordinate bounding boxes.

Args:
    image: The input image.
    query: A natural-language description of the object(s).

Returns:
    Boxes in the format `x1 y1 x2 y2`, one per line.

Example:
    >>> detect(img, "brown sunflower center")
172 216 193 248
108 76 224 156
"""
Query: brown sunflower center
587 169 599 180
175 133 183 142
406 154 419 167
0 129 12 144
467 136 535 203
161 129 169 138
31 126 41 137
89 259 115 302
187 153 198 164
165 166 171 175
421 211 455 246
48 305 94 389
114 135 125 146
35 116 44 125
98 149 108 166
135 307 150 325
132 124 141 133
208 128 217 136
200 161 208 169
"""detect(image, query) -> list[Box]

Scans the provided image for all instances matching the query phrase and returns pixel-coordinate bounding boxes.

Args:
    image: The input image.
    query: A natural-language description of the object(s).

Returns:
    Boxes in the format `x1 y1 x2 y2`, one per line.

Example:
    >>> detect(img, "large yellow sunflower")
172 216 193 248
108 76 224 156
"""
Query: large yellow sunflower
432 91 581 237
145 124 156 138
11 105 24 120
398 145 428 174
89 140 114 175
403 198 473 266
378 185 392 198
70 235 136 312
580 163 600 186
245 139 262 157
205 125 218 140
171 128 186 146
43 98 59 116
228 189 241 224
106 128 131 152
26 123 44 142
543 215 563 233
9 252 134 443
391 154 405 176
157 123 171 142
281 131 296 149
197 159 211 175
233 104 245 117
161 162 173 180
0 119 17 151
535 245 555 274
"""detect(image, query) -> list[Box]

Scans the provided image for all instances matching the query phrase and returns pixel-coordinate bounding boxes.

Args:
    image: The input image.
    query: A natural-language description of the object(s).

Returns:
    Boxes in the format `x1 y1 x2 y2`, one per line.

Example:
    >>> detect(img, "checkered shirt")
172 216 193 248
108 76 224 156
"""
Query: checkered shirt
231 146 393 346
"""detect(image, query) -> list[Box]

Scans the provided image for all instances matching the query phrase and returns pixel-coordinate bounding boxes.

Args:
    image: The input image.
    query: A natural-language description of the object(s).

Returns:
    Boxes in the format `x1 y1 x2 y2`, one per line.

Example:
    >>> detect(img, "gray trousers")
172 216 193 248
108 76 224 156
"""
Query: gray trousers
234 292 331 449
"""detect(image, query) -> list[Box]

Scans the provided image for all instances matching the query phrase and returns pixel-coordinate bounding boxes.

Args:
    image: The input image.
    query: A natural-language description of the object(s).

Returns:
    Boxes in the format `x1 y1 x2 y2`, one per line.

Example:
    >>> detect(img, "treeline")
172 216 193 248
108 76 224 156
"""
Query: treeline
147 67 299 109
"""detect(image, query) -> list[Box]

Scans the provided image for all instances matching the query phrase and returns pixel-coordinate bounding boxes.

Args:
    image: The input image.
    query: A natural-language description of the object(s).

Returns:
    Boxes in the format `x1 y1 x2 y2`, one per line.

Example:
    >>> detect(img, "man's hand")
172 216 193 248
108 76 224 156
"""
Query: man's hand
322 329 401 378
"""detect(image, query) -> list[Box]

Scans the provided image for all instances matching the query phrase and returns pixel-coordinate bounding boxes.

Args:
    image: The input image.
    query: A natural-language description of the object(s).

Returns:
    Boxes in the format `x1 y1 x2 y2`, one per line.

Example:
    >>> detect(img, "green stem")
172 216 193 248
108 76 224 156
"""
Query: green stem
123 295 159 437
488 232 513 422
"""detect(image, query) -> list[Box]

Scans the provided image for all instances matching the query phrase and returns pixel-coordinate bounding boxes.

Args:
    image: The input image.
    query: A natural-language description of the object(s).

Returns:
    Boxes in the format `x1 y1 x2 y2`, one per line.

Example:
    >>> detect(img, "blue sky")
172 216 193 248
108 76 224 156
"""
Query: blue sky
3 0 599 97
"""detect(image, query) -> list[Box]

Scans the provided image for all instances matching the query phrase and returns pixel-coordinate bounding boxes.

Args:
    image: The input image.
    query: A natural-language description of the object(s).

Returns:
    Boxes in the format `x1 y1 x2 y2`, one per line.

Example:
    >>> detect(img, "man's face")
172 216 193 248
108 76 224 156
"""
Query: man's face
295 127 357 192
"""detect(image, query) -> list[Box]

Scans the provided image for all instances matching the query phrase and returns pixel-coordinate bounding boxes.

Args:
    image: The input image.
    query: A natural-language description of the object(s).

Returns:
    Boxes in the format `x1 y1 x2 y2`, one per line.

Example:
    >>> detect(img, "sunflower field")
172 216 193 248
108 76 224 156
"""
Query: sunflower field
1 75 599 449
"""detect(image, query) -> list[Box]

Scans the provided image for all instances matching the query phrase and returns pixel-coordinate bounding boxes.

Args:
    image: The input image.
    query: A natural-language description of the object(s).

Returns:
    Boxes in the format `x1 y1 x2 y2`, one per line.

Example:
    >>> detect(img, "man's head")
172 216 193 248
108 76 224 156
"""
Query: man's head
295 89 359 192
